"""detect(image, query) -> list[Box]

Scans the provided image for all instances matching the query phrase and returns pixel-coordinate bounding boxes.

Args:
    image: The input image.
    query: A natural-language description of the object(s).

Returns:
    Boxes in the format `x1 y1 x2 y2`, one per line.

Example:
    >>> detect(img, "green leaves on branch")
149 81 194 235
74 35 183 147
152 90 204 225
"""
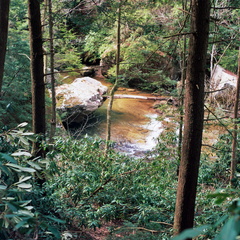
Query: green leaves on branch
0 123 64 239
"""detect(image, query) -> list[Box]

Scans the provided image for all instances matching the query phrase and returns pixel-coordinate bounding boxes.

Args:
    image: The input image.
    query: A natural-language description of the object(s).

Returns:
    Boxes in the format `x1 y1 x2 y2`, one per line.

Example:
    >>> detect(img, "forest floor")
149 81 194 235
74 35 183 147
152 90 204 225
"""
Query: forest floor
65 221 125 240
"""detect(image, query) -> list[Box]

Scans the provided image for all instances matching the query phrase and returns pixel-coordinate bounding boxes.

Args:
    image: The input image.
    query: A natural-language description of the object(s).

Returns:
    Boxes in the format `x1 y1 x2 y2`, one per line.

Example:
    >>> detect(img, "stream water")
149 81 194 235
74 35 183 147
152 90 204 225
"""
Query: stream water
61 75 225 157
73 79 166 156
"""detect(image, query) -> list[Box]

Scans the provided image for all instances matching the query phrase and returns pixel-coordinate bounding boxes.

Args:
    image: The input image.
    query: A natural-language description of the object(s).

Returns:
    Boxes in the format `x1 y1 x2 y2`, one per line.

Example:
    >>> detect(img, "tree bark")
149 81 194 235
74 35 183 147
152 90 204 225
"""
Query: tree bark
105 0 121 155
173 0 210 236
28 0 46 157
48 0 56 142
230 48 240 185
178 0 188 164
0 0 10 95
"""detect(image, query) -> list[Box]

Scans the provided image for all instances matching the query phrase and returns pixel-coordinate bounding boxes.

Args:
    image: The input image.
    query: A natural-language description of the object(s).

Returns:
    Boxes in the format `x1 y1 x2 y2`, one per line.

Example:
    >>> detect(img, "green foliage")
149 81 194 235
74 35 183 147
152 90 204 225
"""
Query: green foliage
219 48 239 73
0 124 65 239
1 0 32 129
172 225 210 240
173 189 240 240
209 1 239 73
52 22 83 71
42 135 178 237
76 1 182 91
173 130 240 240
3 0 240 239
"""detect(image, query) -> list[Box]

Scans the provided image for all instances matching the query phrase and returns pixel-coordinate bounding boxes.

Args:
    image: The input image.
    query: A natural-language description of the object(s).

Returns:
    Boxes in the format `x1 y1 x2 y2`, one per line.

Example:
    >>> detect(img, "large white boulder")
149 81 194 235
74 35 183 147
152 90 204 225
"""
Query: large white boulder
210 65 237 90
55 77 108 125
210 65 238 108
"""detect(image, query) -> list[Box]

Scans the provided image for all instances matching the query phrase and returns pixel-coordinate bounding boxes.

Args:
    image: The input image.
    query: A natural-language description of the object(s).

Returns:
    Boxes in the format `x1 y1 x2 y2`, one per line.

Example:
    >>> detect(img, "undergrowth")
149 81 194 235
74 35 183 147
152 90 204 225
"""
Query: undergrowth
42 135 178 238
1 123 239 239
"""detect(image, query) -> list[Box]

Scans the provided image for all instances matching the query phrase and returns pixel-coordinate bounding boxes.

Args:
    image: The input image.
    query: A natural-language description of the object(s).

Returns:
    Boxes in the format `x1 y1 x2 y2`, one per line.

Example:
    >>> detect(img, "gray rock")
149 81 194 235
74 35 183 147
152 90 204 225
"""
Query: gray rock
55 77 108 125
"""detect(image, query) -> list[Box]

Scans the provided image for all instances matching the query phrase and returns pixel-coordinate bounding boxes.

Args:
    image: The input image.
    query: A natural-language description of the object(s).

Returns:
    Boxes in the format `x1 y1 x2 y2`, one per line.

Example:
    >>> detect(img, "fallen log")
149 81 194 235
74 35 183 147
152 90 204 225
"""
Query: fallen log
104 94 168 101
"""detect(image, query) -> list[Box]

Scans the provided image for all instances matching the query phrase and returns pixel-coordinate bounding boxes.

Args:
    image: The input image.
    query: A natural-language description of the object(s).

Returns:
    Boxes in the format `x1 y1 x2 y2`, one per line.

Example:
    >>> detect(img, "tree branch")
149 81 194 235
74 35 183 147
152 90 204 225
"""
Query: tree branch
204 104 233 136
163 31 194 39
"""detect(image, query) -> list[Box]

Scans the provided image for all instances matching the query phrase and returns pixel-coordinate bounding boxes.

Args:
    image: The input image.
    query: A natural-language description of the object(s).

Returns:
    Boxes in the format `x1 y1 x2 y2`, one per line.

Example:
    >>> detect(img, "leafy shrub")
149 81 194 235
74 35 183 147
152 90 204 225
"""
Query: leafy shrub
42 135 178 237
0 123 65 239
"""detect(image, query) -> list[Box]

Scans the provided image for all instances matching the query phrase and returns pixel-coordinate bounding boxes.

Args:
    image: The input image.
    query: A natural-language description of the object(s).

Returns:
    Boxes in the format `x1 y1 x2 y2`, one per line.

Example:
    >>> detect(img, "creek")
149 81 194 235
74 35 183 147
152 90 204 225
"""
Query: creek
60 74 225 157
71 78 169 156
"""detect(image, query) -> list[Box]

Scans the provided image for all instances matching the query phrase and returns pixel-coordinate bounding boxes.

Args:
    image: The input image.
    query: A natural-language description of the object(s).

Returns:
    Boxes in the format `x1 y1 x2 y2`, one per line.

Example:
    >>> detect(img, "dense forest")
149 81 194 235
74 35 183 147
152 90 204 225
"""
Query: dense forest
0 0 240 239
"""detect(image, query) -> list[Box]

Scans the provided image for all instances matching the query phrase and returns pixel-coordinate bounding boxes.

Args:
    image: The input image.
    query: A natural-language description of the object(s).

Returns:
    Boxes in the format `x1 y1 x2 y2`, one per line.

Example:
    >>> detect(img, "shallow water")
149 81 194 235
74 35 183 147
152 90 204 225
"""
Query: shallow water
61 75 225 157
76 80 165 155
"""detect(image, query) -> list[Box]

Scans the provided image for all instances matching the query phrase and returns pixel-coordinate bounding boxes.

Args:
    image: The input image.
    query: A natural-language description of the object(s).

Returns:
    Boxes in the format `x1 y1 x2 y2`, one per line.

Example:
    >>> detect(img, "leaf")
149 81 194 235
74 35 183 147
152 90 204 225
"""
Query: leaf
5 163 23 171
17 210 34 217
15 176 32 184
0 164 10 175
44 215 66 224
14 219 28 230
24 206 34 211
172 225 210 240
0 185 7 190
6 163 36 173
21 132 34 136
6 202 18 212
0 153 17 163
2 197 15 201
19 136 30 146
12 151 32 157
27 161 42 170
20 200 32 207
39 159 50 165
214 216 240 240
48 226 61 239
17 183 32 189
17 122 28 128
4 218 9 228
21 167 36 173
213 215 228 228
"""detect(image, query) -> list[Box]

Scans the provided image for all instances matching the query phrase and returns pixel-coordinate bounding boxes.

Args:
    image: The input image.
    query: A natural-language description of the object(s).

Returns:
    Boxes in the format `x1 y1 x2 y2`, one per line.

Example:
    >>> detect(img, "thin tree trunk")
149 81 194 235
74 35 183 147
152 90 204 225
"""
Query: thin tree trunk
43 0 48 84
28 0 46 157
48 0 56 142
173 0 210 236
178 0 188 164
0 0 10 95
105 0 121 155
230 48 240 185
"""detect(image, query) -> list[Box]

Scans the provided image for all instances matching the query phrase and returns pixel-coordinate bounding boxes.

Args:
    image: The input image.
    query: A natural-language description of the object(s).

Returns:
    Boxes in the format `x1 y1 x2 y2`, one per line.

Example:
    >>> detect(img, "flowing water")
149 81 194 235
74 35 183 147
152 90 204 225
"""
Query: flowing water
58 73 167 155
79 85 166 156
60 74 225 157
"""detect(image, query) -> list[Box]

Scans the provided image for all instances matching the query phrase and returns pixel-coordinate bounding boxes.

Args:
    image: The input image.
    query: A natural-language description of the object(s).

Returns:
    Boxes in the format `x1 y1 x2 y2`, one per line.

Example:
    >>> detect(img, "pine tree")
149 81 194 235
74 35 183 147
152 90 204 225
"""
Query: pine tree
173 0 211 236
0 0 10 94
28 0 46 157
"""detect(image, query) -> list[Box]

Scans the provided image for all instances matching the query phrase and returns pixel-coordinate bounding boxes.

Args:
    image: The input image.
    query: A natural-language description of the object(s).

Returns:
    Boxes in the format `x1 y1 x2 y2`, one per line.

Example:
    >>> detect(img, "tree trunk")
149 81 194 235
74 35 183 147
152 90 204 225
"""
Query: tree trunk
230 48 240 185
48 0 56 142
178 0 188 164
28 0 45 157
105 0 121 155
173 0 210 236
0 0 10 95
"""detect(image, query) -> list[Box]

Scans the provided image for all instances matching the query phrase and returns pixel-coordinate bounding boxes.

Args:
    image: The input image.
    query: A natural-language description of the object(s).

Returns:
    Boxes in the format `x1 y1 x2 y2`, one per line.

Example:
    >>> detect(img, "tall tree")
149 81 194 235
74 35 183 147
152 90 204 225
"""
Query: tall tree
173 0 211 236
177 0 188 164
105 0 121 155
28 0 45 157
230 48 240 184
0 0 11 95
48 0 56 142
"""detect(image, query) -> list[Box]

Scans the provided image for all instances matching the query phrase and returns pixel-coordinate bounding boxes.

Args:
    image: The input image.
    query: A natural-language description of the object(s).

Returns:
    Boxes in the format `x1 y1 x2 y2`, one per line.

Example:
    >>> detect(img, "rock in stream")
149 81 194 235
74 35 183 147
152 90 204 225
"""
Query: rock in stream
55 77 108 127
